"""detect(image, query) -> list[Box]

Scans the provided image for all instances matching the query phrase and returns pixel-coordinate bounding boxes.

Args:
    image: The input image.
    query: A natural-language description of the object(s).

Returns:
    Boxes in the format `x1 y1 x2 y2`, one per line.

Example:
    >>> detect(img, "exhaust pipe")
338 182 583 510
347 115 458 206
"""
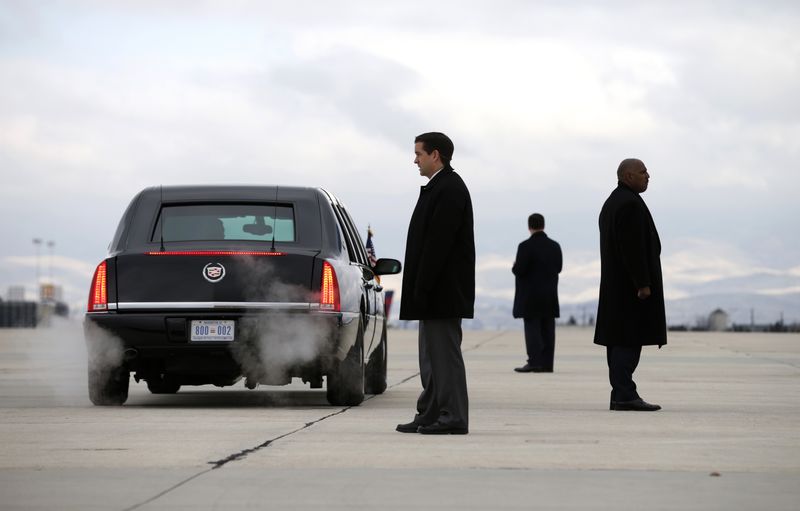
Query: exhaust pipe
124 348 139 361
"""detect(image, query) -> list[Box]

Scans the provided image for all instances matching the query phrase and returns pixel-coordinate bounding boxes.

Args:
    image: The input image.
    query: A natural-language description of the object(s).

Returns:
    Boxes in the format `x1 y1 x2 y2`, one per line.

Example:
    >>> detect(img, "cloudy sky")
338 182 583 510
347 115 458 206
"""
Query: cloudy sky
1 1 798 317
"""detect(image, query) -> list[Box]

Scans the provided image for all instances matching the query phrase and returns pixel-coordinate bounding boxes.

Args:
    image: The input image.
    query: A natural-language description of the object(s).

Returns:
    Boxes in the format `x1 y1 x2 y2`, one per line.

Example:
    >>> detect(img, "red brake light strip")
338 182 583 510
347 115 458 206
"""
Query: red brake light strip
146 251 286 256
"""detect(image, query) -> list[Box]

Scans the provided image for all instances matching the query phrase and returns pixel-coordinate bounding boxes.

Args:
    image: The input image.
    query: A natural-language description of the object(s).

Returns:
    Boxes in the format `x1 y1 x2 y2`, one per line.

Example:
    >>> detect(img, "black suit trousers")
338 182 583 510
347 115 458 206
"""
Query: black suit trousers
606 345 642 402
414 318 469 428
523 317 555 368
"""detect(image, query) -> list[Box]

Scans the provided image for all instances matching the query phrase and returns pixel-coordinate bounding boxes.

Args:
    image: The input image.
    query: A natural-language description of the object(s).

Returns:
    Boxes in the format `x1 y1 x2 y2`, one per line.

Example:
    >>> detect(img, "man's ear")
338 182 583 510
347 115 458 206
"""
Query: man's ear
431 149 441 163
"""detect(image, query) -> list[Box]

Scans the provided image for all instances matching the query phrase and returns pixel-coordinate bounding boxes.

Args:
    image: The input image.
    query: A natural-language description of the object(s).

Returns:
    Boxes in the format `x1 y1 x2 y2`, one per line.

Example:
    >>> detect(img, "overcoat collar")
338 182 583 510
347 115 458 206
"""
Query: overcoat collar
421 168 453 192
618 181 651 208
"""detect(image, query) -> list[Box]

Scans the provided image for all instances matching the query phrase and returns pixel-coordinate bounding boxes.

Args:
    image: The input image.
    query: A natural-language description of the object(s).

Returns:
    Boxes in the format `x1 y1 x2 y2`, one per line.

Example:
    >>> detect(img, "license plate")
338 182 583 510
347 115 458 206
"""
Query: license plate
190 320 235 342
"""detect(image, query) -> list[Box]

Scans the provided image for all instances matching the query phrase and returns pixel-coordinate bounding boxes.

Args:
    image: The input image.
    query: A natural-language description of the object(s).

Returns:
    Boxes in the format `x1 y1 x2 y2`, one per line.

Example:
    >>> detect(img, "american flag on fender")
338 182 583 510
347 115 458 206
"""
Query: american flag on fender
366 226 378 267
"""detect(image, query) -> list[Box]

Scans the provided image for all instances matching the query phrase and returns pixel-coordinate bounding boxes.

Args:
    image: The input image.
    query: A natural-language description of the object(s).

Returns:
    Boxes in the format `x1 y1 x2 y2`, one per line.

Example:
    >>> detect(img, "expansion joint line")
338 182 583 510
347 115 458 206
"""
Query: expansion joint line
697 337 800 370
207 407 351 468
121 331 507 511
121 470 213 511
121 407 352 511
386 330 509 391
464 331 509 353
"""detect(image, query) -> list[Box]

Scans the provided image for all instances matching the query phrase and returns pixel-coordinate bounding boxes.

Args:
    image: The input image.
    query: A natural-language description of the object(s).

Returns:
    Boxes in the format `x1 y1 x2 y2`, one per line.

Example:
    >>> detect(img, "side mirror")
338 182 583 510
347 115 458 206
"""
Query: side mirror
373 258 402 276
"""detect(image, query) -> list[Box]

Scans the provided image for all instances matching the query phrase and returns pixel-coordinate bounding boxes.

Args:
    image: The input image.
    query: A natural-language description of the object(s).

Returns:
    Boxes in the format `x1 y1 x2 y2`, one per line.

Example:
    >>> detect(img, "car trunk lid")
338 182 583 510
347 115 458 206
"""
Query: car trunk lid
114 249 320 307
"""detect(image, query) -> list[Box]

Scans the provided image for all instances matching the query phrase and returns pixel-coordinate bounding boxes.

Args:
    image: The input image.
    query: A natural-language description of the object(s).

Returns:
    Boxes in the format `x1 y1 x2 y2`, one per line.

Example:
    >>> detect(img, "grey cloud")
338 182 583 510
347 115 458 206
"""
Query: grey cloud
2 1 799 311
268 49 427 146
654 23 800 124
0 1 44 45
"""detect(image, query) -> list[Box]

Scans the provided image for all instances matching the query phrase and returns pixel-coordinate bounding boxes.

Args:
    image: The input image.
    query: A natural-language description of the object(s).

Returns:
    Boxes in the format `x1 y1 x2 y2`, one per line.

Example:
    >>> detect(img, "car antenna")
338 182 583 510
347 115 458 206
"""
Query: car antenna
270 185 279 253
159 185 165 252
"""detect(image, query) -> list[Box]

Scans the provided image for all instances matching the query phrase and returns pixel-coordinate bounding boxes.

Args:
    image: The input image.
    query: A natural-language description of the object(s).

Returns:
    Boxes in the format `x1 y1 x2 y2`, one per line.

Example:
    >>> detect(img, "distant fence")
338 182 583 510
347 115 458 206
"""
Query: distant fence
0 302 38 328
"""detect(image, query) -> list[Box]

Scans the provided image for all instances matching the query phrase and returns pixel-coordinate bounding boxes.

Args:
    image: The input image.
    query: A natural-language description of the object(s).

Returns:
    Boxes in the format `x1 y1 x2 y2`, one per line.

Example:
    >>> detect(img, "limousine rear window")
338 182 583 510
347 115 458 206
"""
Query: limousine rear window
151 204 296 243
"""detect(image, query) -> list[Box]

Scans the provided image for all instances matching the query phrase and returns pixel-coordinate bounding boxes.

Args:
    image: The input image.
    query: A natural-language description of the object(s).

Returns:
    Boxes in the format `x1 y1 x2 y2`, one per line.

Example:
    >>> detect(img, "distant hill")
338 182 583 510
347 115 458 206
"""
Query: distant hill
389 263 800 331
457 292 800 331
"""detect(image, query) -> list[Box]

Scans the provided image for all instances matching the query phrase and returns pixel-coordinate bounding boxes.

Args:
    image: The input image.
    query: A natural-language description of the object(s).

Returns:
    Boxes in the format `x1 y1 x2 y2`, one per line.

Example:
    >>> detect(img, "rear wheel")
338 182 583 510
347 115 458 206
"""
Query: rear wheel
88 366 129 406
327 317 365 406
365 321 387 395
146 375 181 394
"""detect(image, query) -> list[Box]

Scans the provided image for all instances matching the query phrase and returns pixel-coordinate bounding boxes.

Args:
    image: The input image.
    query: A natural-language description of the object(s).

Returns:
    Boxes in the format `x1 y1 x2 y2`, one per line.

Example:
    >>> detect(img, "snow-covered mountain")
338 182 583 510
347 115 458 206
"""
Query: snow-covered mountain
464 291 800 331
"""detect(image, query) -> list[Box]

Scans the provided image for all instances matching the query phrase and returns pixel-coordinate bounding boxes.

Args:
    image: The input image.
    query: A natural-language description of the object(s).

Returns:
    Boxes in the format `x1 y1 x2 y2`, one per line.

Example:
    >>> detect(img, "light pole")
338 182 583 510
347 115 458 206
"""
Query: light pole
47 240 55 284
32 238 42 298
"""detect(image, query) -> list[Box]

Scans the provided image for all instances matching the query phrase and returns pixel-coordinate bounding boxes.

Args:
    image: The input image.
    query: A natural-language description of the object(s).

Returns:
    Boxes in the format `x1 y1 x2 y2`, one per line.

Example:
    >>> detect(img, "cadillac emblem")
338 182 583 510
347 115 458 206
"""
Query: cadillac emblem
203 262 226 283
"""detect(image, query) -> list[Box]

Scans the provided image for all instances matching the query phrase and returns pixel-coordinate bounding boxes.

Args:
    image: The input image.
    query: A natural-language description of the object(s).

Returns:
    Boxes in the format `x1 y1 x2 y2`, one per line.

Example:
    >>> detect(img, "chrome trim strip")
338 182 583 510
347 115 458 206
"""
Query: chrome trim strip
107 303 118 311
117 302 314 311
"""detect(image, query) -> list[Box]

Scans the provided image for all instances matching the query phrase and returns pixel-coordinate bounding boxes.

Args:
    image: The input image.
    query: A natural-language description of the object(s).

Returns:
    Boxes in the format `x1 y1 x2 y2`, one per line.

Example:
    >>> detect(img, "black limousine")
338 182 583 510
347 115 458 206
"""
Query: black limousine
84 185 401 406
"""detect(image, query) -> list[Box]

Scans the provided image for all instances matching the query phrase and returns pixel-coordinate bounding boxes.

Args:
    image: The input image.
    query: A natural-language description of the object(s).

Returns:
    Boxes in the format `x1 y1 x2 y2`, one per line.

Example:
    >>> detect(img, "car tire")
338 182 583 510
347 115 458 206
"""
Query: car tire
146 375 181 394
88 366 130 406
365 321 387 395
326 317 365 406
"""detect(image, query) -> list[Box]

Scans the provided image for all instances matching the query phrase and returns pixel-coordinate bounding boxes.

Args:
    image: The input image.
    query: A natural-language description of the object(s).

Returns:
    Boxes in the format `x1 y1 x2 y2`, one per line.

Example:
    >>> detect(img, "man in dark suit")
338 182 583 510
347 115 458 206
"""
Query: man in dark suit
595 158 666 412
512 213 562 373
396 132 475 435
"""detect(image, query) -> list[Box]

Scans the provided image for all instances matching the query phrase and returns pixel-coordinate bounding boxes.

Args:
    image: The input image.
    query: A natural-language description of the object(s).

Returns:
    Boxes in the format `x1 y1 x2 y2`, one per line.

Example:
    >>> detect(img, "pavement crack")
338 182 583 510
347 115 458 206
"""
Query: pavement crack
119 332 509 511
121 469 214 511
694 337 800 370
464 331 509 353
207 407 351 469
388 372 421 390
387 330 509 391
120 407 352 511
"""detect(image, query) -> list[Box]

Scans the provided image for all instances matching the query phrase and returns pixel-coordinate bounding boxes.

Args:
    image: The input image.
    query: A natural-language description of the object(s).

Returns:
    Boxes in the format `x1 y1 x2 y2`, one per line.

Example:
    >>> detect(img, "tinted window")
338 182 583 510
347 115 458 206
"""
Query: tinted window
152 204 295 242
330 205 358 262
339 206 369 265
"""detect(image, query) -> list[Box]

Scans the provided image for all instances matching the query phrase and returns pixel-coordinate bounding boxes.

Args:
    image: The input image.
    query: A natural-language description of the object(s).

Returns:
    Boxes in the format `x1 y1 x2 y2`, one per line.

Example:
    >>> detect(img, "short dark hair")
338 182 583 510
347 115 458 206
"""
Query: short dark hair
528 213 545 230
415 132 454 169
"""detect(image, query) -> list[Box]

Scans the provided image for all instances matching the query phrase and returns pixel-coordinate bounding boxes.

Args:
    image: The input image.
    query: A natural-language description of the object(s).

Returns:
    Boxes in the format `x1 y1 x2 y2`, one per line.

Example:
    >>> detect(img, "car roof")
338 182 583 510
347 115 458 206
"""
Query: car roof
139 185 314 200
108 185 353 255
139 185 346 208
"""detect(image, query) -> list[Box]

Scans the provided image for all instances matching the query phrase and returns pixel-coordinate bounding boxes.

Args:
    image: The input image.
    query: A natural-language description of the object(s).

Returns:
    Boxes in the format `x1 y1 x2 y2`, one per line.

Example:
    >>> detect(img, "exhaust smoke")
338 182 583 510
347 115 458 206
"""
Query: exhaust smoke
0 316 126 406
229 258 335 388
84 319 125 377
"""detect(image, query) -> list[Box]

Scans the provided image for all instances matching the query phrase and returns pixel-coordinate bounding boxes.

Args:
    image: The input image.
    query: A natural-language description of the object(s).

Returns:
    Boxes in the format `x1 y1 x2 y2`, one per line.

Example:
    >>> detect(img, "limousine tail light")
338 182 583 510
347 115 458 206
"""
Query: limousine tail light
88 261 108 312
320 261 340 312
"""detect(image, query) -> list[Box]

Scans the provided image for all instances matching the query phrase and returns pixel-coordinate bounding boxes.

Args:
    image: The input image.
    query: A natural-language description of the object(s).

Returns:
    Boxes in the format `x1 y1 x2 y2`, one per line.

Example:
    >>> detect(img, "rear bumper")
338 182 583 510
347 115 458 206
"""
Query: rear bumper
84 308 359 383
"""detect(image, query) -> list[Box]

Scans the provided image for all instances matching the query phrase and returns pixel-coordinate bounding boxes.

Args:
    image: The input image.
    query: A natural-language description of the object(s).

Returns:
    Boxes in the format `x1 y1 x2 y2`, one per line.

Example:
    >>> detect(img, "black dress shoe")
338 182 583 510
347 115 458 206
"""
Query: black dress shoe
396 421 424 433
611 398 661 411
514 364 552 373
417 422 469 435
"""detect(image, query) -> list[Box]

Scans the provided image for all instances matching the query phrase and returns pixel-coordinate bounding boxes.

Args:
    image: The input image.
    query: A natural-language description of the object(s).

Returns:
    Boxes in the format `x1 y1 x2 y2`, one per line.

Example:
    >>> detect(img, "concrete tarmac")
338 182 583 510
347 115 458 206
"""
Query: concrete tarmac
0 321 798 510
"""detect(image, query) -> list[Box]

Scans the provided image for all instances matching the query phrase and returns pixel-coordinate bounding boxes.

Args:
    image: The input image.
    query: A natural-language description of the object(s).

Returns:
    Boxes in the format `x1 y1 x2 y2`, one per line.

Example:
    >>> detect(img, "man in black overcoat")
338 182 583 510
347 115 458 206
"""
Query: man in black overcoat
595 158 666 412
512 213 562 373
396 132 475 435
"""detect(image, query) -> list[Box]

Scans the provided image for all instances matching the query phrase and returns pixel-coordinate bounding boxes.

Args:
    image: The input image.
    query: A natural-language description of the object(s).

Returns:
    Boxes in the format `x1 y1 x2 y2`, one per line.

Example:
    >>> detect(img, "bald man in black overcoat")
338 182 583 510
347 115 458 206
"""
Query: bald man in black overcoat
595 158 666 411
